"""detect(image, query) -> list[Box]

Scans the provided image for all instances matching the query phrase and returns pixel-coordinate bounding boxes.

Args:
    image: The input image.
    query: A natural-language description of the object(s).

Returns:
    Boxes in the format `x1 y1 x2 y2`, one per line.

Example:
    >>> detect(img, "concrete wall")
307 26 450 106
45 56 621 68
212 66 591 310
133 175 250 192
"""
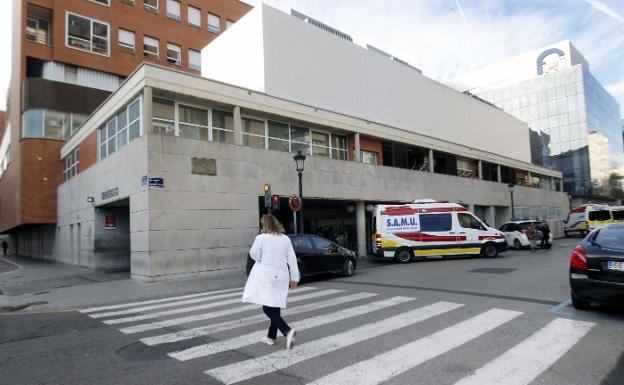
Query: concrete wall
14 225 56 260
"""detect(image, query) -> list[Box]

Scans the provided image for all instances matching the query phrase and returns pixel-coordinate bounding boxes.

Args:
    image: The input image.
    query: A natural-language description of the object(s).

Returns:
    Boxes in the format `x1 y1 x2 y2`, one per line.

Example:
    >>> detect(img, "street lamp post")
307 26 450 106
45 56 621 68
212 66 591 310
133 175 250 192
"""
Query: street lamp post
293 150 306 234
508 183 515 220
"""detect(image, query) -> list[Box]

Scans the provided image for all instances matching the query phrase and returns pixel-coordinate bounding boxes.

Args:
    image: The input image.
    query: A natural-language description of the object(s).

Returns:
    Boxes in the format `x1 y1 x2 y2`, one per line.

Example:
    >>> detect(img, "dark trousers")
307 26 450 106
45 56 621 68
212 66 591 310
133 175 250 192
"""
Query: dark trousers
541 234 549 247
262 305 291 339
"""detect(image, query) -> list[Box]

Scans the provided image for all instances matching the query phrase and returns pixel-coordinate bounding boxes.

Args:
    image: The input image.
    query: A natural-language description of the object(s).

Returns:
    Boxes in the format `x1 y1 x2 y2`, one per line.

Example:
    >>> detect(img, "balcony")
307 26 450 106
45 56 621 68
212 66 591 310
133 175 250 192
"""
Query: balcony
26 4 53 46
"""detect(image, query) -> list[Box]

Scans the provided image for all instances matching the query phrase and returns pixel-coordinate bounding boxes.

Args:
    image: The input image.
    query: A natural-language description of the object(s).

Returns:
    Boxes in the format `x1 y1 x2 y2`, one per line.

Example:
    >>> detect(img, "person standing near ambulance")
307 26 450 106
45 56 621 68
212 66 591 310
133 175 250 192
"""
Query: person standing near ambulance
242 214 300 349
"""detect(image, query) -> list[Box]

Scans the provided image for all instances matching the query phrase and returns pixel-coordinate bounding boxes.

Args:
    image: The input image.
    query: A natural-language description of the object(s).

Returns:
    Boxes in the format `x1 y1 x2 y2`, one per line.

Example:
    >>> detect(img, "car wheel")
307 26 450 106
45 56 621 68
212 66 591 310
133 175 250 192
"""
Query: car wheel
394 248 413 263
481 243 498 258
571 291 591 310
513 239 522 250
342 259 355 277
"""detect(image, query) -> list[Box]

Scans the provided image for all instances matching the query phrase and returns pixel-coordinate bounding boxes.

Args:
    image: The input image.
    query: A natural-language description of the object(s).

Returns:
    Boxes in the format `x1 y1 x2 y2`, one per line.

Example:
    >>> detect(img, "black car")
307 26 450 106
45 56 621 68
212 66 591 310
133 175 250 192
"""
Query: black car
246 234 357 278
569 223 624 310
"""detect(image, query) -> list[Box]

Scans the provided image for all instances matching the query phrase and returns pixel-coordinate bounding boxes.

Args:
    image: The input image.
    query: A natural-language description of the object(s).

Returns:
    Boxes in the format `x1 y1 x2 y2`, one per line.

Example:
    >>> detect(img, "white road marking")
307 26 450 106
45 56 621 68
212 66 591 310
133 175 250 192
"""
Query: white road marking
453 318 595 385
143 292 380 346
308 308 522 385
90 290 244 318
204 301 464 385
171 295 415 362
104 287 317 325
119 289 343 334
79 287 244 313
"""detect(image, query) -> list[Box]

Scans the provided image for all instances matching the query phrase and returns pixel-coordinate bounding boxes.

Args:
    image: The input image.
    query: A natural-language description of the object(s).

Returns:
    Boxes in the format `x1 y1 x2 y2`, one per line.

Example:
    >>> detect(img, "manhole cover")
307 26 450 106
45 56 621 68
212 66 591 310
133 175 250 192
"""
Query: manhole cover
468 268 517 274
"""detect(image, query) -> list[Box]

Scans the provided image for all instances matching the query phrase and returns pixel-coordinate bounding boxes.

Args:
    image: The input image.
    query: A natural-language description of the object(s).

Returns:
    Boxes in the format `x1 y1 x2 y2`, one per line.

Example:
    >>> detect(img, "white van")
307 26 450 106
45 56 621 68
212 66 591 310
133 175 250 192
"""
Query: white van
564 204 612 237
371 200 508 263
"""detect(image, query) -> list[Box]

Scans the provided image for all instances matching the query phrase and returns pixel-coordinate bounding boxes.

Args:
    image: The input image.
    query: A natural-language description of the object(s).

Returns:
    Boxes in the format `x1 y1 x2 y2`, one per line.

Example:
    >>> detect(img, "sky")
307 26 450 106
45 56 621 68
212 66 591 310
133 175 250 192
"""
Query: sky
1 0 624 119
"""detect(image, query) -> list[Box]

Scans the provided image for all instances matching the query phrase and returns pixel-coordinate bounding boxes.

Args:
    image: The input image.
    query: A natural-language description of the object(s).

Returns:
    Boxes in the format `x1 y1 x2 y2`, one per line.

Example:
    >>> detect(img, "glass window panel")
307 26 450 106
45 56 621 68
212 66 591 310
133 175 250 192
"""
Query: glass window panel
212 110 233 130
179 124 208 140
268 138 289 152
44 111 65 139
188 6 201 27
361 150 377 164
71 114 88 134
92 21 108 38
268 121 289 140
213 128 234 144
291 141 310 155
117 128 128 147
332 149 347 160
128 99 140 122
153 98 174 120
419 214 452 232
167 0 180 19
129 120 141 140
242 118 265 135
152 119 175 135
243 134 265 149
208 13 220 33
189 49 201 70
117 109 127 131
166 43 181 65
100 143 107 159
63 116 72 140
68 14 91 41
312 145 329 157
179 105 207 125
290 125 309 143
311 131 329 146
332 134 346 150
106 118 116 139
23 109 44 138
107 136 116 155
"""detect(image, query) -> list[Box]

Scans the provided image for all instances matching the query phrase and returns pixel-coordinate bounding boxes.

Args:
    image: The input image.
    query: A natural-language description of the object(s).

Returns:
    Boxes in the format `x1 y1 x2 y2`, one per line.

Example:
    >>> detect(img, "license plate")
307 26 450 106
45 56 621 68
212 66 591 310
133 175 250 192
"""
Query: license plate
606 261 624 272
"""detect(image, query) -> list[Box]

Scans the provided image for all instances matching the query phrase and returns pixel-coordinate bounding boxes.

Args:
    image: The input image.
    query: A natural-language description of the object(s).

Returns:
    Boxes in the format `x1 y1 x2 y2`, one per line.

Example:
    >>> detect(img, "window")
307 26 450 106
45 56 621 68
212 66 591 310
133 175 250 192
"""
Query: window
63 148 79 181
589 210 611 221
118 28 135 53
166 43 181 65
90 0 110 5
144 0 158 12
419 214 452 232
458 213 484 230
152 97 175 135
26 17 50 45
99 97 142 159
23 110 88 140
188 6 201 27
167 0 180 20
268 121 289 152
361 150 377 165
593 227 624 251
456 157 476 178
179 104 208 140
64 65 77 84
332 135 347 160
143 36 159 60
208 13 220 33
290 236 314 252
290 125 310 155
226 19 234 29
66 12 109 55
212 110 234 144
189 49 201 71
242 118 265 149
120 0 135 5
311 236 332 252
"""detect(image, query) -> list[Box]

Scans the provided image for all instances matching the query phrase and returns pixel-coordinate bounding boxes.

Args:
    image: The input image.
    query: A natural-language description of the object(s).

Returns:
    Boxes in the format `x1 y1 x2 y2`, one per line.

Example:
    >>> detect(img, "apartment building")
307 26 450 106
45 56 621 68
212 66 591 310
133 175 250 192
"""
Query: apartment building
0 0 251 257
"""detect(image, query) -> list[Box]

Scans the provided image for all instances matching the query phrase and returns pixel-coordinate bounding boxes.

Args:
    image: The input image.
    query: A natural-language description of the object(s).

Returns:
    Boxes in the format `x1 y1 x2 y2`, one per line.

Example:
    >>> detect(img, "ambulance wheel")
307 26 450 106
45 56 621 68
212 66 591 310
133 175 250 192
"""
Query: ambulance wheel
481 243 498 258
394 248 413 263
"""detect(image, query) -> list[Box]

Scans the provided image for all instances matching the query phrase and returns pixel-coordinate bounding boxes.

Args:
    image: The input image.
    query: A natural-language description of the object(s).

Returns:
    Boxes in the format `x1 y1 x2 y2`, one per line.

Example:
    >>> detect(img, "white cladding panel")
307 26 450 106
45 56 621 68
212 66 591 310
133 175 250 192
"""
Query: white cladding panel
260 6 530 162
42 61 65 82
42 61 120 91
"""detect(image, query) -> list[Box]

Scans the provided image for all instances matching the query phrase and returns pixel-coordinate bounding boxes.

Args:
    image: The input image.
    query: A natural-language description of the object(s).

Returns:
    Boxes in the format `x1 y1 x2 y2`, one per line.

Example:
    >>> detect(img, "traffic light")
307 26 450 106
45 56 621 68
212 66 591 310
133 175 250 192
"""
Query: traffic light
271 194 280 211
263 184 271 212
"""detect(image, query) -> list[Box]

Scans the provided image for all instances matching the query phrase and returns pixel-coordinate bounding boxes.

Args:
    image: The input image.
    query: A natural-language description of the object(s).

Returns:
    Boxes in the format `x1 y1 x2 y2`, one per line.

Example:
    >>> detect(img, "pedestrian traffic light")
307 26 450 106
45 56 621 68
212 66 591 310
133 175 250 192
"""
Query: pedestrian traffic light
263 184 271 212
272 194 280 211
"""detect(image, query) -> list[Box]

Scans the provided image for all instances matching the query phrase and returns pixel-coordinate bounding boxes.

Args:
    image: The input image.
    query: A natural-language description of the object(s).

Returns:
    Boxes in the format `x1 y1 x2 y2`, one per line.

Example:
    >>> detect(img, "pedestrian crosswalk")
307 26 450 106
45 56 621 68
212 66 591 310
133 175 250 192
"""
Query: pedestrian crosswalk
81 285 596 385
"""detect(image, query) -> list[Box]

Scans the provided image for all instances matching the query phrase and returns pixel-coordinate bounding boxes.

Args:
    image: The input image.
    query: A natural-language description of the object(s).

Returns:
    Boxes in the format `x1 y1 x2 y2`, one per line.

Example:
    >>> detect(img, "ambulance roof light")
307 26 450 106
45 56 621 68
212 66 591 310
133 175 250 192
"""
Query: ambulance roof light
412 199 438 204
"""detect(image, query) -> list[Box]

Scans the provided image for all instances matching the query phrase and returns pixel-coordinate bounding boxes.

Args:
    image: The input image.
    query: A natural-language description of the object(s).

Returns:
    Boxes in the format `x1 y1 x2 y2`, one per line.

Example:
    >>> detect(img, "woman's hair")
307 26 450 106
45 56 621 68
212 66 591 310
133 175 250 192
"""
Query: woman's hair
260 214 285 234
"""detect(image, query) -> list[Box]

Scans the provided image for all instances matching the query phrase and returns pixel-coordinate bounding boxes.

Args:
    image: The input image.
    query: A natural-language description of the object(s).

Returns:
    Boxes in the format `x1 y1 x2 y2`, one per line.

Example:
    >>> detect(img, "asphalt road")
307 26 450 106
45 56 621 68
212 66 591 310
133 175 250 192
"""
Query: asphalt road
1 241 623 385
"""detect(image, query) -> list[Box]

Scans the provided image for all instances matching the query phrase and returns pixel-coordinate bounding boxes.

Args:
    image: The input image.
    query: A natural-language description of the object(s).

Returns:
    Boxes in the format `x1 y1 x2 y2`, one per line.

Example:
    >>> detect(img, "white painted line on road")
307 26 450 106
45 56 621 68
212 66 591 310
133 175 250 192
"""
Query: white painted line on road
79 287 245 313
104 286 317 325
204 301 464 385
119 289 342 334
308 308 522 385
453 318 595 385
144 292 380 346
90 290 244 318
171 295 414 361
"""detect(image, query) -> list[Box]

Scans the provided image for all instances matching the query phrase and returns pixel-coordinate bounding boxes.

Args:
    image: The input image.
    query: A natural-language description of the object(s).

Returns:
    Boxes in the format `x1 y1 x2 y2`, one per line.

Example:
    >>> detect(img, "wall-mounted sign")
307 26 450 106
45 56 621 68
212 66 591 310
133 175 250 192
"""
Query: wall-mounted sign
141 176 164 188
105 215 117 230
101 187 119 200
536 48 566 75
289 194 302 212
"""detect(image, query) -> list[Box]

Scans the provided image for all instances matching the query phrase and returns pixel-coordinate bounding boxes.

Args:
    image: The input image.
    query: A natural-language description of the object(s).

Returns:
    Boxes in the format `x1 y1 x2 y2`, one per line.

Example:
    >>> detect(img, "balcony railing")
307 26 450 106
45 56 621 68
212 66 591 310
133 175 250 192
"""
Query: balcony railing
26 31 52 46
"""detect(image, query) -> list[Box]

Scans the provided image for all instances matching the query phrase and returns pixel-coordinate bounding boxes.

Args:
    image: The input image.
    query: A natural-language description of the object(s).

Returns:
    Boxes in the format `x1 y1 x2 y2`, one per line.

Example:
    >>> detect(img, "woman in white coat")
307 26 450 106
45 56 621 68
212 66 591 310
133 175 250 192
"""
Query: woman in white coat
242 214 300 349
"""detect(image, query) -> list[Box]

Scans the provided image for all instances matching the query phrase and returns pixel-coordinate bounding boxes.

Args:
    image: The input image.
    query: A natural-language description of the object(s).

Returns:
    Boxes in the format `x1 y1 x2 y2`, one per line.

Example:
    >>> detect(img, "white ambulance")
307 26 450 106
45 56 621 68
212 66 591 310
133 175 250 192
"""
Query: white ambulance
371 200 508 263
564 204 612 237
611 206 624 223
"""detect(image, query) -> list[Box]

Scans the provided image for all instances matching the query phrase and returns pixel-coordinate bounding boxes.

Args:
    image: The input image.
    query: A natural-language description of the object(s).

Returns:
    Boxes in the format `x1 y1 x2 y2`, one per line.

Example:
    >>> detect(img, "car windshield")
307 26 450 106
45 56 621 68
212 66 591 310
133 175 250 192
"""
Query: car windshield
593 227 624 251
589 210 611 221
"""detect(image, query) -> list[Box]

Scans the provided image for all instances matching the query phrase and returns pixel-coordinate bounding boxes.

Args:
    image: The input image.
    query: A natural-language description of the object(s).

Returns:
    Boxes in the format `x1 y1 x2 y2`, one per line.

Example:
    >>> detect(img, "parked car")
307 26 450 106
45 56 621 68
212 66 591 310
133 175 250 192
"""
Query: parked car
569 223 624 310
498 221 553 250
246 234 357 278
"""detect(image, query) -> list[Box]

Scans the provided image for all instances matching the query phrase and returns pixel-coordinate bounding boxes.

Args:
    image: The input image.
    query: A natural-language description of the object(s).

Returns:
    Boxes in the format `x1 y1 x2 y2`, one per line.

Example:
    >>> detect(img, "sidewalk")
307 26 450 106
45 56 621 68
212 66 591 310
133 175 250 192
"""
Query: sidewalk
0 254 247 313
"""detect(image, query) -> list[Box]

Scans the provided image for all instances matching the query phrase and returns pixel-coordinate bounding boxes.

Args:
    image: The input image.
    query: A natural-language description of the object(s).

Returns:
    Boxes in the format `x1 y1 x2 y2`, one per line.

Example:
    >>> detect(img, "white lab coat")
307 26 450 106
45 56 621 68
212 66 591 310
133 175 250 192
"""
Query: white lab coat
242 233 300 309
